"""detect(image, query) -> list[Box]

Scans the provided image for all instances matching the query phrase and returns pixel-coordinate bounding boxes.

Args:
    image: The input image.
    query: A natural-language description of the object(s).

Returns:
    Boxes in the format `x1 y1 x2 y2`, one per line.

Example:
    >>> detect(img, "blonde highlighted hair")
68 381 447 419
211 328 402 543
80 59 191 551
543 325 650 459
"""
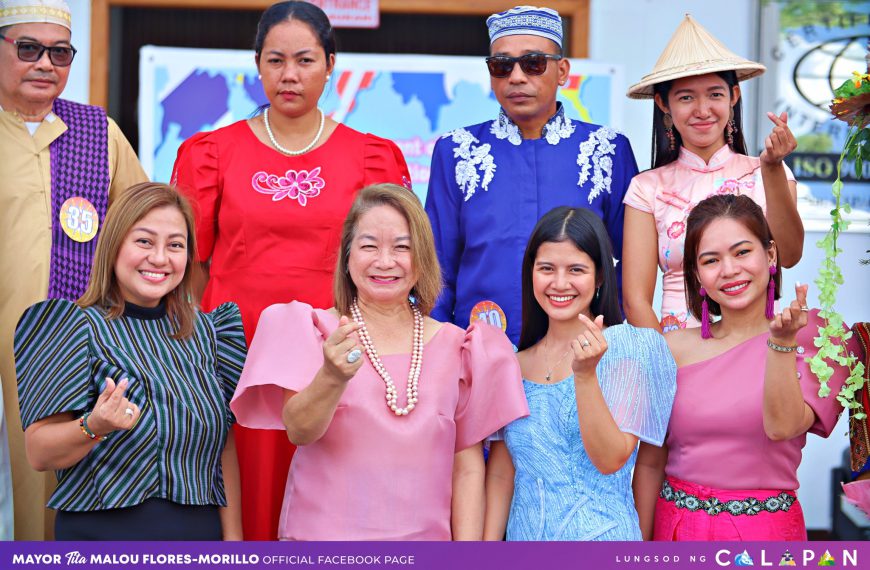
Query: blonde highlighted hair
333 184 441 316
77 182 200 339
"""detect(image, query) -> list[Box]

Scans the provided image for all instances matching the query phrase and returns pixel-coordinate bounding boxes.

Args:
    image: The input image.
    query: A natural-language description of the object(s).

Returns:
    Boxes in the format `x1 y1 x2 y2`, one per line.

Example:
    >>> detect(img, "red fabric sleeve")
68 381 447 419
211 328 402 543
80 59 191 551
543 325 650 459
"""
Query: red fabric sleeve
362 134 411 189
172 132 220 262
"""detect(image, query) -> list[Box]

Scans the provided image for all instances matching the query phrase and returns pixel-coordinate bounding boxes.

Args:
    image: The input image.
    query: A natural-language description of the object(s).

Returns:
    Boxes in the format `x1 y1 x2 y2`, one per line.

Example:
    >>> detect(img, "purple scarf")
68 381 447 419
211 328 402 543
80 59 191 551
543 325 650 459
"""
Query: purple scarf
48 99 110 300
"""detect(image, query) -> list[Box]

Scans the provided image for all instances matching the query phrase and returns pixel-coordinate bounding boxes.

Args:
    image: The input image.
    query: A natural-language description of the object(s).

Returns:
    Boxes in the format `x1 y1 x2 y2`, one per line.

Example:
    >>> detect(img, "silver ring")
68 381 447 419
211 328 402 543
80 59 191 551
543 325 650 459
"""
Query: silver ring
799 306 809 312
346 349 362 364
580 340 591 348
124 407 134 416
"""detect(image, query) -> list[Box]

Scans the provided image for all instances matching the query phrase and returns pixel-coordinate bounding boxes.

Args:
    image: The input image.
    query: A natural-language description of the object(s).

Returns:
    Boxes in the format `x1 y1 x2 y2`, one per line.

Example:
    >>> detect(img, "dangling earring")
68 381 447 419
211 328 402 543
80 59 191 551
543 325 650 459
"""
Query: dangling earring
699 287 712 339
663 113 676 152
726 107 737 147
594 286 600 300
257 74 262 80
326 74 332 81
766 265 777 319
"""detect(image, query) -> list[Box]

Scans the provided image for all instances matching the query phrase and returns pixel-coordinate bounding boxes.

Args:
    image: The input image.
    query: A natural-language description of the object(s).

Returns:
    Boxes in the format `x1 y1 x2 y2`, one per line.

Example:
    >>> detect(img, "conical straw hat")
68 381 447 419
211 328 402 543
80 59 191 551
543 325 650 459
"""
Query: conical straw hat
627 14 766 99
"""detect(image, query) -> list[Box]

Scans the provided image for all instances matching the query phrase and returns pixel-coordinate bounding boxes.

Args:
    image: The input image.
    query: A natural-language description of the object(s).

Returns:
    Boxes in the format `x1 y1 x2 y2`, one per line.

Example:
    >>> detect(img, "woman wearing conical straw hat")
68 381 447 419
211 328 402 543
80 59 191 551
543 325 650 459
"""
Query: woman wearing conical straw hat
621 14 804 334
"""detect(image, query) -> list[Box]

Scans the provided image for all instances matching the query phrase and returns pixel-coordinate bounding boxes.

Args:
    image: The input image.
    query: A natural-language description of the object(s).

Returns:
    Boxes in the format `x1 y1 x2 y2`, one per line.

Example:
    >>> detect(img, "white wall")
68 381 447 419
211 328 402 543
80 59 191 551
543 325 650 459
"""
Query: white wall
64 0 91 104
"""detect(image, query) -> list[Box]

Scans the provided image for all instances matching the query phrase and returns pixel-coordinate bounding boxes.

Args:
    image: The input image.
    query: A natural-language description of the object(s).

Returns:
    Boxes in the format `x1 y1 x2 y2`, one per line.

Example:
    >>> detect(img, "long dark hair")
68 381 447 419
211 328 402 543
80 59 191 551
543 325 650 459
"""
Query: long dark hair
683 194 781 321
254 1 336 61
651 71 747 169
518 207 622 351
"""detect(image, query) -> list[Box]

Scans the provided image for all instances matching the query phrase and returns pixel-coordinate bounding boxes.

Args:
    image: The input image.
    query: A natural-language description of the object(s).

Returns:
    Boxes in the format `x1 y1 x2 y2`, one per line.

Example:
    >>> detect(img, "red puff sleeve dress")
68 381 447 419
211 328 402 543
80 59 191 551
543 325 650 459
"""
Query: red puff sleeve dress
172 119 410 540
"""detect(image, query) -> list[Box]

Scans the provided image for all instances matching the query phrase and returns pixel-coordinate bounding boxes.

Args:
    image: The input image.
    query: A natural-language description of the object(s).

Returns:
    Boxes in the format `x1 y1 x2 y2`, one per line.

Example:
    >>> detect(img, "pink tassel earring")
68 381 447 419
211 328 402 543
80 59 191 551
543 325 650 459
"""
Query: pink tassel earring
699 287 712 339
766 265 776 319
663 113 676 151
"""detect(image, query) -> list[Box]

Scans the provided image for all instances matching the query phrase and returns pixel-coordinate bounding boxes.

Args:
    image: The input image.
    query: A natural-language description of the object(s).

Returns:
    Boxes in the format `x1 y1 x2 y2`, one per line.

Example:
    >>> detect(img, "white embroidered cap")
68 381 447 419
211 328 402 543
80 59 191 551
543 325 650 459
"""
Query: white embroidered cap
487 6 563 49
0 0 71 30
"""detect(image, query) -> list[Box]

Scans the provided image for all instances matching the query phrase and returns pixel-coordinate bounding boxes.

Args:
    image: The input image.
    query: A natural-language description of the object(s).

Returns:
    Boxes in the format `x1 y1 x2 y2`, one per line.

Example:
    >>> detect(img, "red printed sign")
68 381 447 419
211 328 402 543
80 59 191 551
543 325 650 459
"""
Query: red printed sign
308 0 380 28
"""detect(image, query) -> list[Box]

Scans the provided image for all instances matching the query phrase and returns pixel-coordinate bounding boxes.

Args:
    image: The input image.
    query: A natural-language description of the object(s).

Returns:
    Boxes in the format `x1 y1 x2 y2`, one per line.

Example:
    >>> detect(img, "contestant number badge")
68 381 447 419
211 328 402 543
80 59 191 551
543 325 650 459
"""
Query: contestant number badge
60 197 99 242
470 300 507 332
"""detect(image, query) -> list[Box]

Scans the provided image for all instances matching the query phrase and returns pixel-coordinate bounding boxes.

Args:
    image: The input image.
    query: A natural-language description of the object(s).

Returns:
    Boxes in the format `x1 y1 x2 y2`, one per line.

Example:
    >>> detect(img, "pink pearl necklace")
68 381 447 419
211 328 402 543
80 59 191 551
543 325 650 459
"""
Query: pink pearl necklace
350 299 423 416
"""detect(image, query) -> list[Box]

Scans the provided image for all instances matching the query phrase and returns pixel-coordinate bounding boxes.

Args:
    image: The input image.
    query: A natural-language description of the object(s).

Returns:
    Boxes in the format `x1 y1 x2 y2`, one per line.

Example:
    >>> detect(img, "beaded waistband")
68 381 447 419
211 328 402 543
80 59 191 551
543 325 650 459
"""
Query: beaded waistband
660 480 796 516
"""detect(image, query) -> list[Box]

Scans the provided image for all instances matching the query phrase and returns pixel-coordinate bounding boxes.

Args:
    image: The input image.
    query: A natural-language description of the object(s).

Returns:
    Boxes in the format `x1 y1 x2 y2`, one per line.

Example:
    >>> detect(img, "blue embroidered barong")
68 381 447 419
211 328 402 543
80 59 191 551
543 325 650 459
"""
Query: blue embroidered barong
425 105 638 344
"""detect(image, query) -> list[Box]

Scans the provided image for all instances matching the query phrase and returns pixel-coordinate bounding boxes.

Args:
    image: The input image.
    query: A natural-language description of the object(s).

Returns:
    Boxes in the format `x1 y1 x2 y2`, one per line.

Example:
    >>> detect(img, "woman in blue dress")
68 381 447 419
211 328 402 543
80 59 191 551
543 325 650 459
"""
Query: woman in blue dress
484 206 677 541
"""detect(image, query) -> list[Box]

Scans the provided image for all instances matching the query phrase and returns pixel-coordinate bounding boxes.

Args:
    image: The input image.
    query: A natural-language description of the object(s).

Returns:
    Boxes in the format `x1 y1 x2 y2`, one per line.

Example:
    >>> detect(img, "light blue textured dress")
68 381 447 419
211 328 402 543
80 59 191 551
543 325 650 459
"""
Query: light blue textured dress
504 324 676 541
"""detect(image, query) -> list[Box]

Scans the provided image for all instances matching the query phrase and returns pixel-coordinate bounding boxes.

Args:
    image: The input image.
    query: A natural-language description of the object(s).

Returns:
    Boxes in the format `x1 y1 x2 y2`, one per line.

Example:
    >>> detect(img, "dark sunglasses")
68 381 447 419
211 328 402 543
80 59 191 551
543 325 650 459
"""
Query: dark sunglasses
485 53 562 78
0 33 77 67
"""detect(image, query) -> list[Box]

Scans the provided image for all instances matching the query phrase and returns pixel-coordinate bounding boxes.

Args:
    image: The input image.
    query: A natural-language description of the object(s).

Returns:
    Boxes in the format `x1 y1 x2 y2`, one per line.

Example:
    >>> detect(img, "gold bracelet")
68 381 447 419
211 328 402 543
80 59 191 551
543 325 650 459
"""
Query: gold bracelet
767 338 797 353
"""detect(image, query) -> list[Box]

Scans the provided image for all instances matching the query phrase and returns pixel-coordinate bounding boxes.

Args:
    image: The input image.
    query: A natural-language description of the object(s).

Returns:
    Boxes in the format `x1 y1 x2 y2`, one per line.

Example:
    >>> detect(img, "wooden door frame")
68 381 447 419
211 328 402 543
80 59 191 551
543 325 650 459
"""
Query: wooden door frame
89 0 589 108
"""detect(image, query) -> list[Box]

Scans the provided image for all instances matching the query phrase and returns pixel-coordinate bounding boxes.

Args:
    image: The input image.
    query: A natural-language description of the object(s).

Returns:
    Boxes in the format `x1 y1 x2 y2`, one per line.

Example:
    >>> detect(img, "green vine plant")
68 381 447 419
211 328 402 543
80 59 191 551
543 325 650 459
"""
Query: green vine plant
808 71 869 419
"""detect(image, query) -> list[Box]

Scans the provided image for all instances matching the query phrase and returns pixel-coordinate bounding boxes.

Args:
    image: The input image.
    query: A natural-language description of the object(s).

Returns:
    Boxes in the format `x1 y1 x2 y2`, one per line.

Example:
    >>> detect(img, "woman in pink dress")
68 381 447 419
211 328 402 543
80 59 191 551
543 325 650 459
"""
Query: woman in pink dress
632 194 854 541
231 184 529 540
622 14 804 332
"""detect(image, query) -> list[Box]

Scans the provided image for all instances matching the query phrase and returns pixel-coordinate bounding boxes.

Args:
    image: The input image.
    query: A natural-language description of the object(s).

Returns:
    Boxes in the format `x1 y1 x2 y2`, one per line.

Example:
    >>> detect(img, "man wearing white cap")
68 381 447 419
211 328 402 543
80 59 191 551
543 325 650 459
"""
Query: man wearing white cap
0 0 146 539
425 5 638 346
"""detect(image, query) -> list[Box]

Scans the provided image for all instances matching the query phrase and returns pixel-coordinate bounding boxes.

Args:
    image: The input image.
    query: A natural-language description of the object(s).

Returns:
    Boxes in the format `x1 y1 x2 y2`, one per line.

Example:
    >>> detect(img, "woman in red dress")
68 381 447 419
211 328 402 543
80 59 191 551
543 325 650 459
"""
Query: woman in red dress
172 1 410 540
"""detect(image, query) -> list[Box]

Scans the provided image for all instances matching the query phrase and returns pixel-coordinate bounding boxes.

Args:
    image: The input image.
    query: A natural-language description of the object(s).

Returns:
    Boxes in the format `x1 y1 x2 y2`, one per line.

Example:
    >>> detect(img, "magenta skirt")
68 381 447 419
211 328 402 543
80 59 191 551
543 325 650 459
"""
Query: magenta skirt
653 476 807 541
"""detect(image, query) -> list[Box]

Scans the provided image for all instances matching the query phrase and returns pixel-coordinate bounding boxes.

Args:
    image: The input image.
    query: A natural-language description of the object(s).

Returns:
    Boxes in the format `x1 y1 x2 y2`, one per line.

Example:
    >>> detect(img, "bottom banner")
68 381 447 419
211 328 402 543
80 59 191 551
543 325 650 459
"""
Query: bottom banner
1 541 867 570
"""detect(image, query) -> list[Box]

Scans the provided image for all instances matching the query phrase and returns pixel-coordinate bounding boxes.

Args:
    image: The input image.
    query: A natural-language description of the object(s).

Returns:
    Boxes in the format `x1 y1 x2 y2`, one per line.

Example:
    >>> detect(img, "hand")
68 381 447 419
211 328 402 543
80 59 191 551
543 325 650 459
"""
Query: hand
571 314 607 382
321 316 364 383
86 377 140 437
769 283 809 345
759 112 797 166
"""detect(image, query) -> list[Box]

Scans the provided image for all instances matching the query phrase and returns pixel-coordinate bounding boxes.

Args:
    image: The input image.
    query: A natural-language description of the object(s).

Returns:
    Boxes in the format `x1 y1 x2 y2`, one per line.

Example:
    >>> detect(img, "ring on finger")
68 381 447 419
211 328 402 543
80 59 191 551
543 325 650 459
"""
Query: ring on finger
124 407 134 417
799 305 809 312
580 339 591 348
346 349 362 364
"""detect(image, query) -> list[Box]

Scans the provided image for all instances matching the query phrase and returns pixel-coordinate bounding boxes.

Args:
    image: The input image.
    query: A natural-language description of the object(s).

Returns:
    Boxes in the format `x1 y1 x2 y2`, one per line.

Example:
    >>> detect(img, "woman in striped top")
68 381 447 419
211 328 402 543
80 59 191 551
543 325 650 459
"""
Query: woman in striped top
14 182 246 540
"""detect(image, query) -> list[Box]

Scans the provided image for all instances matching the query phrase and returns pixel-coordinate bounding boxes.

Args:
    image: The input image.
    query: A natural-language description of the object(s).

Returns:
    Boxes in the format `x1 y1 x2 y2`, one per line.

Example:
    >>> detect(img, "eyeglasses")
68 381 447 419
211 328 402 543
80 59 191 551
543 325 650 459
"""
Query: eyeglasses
485 53 562 78
0 33 77 67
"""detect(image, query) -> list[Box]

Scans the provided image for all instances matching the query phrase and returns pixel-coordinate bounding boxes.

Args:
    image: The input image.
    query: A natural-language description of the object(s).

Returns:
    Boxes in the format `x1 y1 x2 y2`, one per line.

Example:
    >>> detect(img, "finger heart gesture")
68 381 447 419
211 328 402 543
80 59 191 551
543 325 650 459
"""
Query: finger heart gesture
571 314 608 382
760 111 797 166
87 377 140 437
322 316 364 382
769 282 810 346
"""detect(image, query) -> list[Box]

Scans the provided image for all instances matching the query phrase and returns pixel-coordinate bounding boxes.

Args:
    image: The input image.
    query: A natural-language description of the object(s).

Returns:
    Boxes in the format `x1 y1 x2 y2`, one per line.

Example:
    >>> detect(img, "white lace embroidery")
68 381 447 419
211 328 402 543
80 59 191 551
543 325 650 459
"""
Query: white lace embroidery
448 128 496 202
576 126 619 204
543 114 575 145
490 113 522 146
490 111 575 146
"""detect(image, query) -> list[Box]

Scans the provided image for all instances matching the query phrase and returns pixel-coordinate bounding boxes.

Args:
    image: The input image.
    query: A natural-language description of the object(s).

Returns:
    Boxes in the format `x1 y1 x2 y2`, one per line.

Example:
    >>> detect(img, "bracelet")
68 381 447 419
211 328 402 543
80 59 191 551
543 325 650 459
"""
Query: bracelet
767 338 798 353
79 412 107 442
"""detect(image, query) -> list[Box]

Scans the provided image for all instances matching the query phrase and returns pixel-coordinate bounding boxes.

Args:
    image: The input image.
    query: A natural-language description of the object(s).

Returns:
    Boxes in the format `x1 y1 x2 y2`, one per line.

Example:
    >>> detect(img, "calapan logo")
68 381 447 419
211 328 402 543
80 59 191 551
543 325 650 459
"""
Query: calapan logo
716 549 857 567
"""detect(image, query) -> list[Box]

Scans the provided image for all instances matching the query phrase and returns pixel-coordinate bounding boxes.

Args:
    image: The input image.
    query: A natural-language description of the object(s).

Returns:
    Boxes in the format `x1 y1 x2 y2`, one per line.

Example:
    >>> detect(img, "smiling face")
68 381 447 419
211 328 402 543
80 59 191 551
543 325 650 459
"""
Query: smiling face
0 23 72 113
489 34 568 132
348 205 417 306
114 206 188 308
655 73 739 161
257 18 334 119
695 217 775 314
531 240 597 323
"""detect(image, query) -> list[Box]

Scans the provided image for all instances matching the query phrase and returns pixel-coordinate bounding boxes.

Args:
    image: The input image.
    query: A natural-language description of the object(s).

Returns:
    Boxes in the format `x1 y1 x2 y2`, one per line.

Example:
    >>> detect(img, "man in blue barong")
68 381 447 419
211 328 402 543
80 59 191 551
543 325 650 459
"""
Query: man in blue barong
425 5 638 345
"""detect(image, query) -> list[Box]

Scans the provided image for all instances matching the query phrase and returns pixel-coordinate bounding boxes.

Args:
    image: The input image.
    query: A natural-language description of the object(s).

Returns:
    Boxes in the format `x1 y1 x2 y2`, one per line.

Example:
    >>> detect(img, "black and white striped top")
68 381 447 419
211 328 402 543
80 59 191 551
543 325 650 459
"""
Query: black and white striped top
14 299 247 512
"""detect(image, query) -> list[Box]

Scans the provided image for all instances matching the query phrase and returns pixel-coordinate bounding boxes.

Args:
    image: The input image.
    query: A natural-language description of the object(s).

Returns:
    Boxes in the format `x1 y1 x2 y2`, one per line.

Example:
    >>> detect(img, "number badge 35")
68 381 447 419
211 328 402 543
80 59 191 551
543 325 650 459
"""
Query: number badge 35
59 197 99 243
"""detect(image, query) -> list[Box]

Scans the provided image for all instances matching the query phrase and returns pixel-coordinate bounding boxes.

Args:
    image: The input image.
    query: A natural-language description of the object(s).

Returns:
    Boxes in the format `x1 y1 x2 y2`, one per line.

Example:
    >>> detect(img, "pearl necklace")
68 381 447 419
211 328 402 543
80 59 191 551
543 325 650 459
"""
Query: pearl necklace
263 106 325 156
350 299 423 416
